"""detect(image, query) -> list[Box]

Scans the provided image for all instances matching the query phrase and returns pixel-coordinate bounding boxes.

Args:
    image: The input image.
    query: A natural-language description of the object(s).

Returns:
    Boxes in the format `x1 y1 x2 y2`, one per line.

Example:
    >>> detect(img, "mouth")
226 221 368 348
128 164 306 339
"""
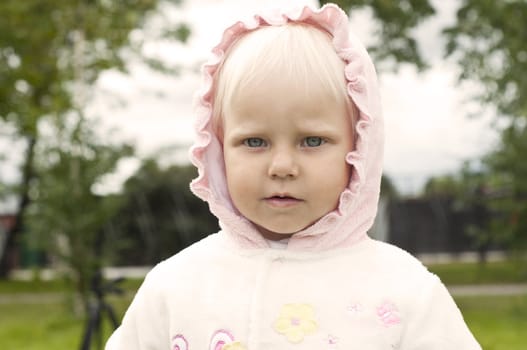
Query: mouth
264 194 303 207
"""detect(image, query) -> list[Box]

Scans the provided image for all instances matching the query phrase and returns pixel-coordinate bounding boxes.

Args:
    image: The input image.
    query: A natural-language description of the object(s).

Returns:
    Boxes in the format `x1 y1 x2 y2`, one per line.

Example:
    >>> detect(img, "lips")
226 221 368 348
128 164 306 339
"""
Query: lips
264 194 303 208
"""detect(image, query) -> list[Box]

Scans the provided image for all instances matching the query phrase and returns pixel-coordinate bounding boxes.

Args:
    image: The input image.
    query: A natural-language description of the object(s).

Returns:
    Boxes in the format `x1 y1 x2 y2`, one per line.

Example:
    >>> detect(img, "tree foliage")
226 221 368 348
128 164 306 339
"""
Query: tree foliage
444 0 527 120
444 0 527 255
321 0 435 70
484 125 527 256
423 162 502 262
381 174 399 199
24 115 133 305
0 0 188 298
108 161 219 266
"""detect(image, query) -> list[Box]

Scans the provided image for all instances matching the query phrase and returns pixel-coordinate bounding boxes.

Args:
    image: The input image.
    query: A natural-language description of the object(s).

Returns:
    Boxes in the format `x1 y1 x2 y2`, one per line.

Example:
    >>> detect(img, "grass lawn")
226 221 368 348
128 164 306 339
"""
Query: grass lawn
0 278 143 294
427 260 527 285
456 294 527 350
0 302 86 350
0 294 132 350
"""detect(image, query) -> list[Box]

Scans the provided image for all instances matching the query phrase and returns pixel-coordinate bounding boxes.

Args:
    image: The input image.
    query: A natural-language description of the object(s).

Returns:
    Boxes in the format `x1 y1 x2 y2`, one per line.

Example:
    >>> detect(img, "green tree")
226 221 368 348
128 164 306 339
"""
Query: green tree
484 125 527 257
444 0 527 256
444 0 527 120
321 0 436 70
424 175 460 198
0 0 188 291
424 162 498 262
108 160 219 266
381 174 399 199
24 115 133 308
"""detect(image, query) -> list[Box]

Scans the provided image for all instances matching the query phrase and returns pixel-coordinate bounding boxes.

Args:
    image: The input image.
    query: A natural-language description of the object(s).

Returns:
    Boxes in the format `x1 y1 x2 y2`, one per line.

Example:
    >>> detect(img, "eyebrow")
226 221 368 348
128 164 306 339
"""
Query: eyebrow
226 124 343 141
296 119 343 134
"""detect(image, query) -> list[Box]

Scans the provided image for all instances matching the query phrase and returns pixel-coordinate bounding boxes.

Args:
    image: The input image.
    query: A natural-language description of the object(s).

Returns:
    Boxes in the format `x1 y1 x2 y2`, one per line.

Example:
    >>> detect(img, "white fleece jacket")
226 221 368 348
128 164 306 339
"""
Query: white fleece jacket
106 233 480 349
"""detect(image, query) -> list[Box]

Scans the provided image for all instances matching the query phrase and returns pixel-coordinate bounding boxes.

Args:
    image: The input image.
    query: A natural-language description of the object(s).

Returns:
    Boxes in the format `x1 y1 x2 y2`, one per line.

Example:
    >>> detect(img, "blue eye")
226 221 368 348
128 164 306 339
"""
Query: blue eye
244 138 266 147
303 137 324 147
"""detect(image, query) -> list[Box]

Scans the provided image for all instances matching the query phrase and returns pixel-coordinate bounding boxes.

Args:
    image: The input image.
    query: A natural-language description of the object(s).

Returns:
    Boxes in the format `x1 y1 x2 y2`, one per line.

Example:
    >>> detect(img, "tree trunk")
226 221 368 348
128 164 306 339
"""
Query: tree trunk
0 136 36 278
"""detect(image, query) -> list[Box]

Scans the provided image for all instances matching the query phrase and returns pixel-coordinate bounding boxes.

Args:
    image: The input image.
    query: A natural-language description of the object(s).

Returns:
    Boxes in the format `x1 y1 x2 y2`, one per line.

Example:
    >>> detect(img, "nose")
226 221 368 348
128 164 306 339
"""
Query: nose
268 149 299 179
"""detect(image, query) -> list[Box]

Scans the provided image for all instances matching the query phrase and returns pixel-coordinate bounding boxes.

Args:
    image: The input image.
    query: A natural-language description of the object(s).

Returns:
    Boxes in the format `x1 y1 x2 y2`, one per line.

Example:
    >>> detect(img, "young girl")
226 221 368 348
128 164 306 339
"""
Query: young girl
106 3 481 349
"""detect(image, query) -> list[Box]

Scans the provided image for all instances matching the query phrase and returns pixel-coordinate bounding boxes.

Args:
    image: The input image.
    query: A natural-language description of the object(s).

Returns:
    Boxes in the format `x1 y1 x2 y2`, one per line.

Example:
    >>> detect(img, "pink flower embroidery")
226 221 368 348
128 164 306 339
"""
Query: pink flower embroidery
325 334 339 349
346 302 364 316
172 334 188 350
209 329 247 350
376 301 401 327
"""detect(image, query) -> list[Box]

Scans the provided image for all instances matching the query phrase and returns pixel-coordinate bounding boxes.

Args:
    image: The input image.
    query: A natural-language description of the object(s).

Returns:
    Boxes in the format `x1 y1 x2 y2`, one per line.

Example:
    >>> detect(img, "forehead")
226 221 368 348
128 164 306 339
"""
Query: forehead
229 71 345 116
224 32 349 122
215 24 349 116
224 76 351 133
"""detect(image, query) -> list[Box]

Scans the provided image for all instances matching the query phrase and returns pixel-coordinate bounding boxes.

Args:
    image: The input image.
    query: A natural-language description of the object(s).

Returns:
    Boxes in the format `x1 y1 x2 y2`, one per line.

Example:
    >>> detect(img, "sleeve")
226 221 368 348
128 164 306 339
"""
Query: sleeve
105 265 171 350
399 274 482 350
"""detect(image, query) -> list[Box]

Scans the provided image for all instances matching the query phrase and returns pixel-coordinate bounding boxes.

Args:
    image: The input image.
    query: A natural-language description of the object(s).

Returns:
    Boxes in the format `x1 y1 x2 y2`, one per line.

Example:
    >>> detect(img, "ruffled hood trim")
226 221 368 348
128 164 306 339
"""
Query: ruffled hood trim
189 3 384 252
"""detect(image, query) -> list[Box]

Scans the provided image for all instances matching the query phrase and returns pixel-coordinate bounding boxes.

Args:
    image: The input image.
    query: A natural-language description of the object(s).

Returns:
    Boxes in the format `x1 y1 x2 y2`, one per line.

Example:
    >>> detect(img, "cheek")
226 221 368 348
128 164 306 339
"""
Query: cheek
337 149 352 185
315 160 350 204
224 157 256 196
319 155 351 185
225 159 247 183
227 177 254 198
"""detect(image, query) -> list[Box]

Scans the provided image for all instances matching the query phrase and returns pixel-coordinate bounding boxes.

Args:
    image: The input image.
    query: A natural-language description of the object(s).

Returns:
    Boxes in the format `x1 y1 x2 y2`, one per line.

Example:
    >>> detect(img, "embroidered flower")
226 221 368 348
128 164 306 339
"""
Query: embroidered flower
325 334 339 349
172 334 188 350
222 341 246 350
273 303 318 343
210 330 247 350
346 302 364 316
376 301 401 327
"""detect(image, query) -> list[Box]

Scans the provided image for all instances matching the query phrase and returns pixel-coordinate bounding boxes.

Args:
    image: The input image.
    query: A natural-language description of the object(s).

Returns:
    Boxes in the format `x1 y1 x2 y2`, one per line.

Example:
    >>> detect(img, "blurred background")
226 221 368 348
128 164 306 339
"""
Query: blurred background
0 0 526 349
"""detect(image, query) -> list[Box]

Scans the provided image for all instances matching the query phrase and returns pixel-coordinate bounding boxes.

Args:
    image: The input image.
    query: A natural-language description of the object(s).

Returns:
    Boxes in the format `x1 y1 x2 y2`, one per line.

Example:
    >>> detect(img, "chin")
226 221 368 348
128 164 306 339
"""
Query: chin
257 223 308 239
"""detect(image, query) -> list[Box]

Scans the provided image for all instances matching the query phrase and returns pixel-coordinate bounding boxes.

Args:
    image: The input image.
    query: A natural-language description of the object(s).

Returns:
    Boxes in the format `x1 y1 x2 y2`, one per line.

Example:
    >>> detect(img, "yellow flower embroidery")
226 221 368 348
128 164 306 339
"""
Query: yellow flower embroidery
222 341 246 350
273 303 318 343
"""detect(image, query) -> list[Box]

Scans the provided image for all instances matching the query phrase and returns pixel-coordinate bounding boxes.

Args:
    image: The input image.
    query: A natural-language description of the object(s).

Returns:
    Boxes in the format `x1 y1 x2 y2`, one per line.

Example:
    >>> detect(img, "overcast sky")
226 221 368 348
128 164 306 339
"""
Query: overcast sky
1 0 499 202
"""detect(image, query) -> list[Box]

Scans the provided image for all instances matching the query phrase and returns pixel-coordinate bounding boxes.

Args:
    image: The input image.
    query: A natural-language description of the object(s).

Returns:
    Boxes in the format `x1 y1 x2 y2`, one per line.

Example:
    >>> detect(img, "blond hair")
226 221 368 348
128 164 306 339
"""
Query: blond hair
212 23 355 138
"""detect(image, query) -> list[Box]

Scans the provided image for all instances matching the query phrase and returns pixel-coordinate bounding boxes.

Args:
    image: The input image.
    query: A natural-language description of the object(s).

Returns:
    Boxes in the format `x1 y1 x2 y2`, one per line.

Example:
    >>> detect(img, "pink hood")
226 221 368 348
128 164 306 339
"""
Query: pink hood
189 3 384 252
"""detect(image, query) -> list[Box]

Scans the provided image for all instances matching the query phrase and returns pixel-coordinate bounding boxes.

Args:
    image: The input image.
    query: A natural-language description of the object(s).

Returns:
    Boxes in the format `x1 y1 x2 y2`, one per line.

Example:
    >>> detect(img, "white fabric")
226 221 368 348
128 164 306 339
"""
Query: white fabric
106 233 481 349
267 238 290 250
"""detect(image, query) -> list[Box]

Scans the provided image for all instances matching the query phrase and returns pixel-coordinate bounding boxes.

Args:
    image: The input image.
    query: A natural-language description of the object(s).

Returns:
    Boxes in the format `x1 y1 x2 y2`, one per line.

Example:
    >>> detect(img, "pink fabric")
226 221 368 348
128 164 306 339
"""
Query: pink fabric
189 3 384 252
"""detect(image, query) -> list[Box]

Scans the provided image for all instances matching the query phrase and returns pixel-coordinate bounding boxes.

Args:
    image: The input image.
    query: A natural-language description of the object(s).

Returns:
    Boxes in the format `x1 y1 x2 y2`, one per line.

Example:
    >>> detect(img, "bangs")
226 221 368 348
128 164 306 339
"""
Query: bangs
213 23 351 136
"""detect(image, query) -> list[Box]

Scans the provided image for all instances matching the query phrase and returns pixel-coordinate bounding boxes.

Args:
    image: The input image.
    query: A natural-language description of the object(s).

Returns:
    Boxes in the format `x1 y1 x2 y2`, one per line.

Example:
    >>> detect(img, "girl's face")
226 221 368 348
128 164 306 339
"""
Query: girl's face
222 77 354 240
